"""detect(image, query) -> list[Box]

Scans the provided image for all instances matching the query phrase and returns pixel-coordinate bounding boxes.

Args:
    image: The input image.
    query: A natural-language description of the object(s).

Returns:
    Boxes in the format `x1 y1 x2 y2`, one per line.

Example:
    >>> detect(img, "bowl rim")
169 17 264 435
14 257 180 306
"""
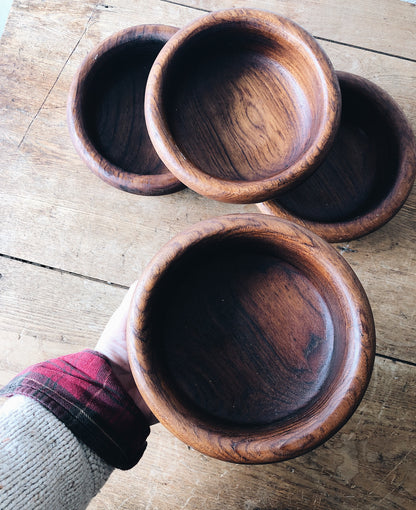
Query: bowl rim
257 71 416 242
144 8 341 204
66 24 184 196
127 213 375 463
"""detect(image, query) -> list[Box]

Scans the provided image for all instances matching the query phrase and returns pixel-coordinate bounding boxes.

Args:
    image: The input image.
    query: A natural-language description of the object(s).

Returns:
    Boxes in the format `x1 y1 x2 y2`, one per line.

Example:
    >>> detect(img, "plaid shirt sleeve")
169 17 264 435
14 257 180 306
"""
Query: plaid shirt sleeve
0 350 150 470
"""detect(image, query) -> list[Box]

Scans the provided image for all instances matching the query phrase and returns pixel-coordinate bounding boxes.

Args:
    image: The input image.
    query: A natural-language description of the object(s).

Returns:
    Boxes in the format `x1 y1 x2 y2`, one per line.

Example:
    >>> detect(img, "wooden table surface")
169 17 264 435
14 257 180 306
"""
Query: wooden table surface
1 1 415 508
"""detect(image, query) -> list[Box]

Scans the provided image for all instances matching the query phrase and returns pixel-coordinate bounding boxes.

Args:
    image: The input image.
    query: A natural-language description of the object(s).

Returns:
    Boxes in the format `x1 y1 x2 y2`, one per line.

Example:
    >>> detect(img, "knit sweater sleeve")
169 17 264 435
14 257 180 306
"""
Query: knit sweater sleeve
0 350 150 468
0 350 151 509
0 395 113 509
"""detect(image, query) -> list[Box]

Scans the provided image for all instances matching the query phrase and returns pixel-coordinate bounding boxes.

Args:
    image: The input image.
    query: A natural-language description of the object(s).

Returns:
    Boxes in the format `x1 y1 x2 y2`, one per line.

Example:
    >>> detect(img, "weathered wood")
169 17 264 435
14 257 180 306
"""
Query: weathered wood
174 0 416 61
0 256 126 385
0 0 96 145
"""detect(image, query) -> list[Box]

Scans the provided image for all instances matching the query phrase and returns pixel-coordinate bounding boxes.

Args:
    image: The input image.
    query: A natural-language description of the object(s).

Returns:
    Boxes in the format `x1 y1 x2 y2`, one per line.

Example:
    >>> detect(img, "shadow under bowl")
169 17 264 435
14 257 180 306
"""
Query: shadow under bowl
257 71 416 242
145 9 341 204
127 213 375 463
67 24 184 195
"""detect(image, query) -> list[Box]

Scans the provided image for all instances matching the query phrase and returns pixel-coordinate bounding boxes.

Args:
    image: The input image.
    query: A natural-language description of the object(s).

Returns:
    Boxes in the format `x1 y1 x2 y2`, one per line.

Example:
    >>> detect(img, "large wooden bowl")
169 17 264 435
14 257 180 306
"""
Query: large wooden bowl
258 72 416 242
67 25 184 196
127 214 375 463
145 9 341 204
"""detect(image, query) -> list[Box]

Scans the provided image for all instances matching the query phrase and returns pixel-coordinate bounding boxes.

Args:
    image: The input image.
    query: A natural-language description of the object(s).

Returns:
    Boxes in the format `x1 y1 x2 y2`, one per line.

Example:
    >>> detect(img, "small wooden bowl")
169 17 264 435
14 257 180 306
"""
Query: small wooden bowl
257 72 416 242
127 214 375 464
67 25 184 195
145 9 341 204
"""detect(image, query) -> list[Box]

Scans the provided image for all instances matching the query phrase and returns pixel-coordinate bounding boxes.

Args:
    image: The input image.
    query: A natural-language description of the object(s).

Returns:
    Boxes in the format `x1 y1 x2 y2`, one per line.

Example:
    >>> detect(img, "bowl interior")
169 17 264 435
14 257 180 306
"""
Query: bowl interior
142 234 349 429
161 22 331 183
81 37 169 176
274 74 401 222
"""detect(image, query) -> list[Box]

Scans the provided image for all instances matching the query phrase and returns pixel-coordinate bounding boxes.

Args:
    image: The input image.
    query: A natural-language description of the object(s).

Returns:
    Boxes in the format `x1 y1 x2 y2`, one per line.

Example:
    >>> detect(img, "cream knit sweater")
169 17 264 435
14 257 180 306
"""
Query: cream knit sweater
0 395 113 509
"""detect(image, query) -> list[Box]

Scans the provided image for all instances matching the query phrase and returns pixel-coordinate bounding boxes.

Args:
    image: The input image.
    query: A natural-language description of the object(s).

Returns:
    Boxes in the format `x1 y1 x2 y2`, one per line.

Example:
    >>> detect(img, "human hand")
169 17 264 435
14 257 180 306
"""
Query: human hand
95 281 158 425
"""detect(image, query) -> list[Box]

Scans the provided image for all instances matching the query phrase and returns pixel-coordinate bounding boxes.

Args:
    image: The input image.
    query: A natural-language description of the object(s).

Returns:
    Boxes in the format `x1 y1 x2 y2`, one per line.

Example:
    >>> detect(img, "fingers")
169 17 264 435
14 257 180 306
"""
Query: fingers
94 280 158 424
95 280 139 369
110 279 139 324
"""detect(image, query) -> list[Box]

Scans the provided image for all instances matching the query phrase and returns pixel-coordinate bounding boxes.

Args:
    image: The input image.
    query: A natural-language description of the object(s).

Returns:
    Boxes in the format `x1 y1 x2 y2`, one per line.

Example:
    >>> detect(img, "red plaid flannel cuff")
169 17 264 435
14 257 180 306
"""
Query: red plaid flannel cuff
0 350 150 470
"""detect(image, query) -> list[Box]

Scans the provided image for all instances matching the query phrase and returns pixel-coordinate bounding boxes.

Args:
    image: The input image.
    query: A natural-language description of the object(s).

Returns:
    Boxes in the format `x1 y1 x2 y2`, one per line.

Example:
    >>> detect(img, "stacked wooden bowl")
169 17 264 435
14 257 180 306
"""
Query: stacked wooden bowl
67 8 416 463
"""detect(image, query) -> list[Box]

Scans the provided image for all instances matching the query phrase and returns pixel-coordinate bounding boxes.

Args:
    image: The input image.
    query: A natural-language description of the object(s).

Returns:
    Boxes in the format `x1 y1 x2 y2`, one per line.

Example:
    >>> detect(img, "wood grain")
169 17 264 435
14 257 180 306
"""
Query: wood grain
0 0 97 145
128 214 375 463
162 253 334 425
145 8 341 203
174 0 416 61
0 256 125 386
258 71 416 241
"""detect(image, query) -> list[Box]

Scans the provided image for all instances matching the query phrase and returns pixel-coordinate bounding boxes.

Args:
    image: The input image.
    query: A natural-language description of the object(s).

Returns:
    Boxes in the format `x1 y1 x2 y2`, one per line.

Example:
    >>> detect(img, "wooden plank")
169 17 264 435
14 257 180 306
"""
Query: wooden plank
0 0 196 146
0 0 96 145
0 256 126 383
172 0 416 61
0 257 414 509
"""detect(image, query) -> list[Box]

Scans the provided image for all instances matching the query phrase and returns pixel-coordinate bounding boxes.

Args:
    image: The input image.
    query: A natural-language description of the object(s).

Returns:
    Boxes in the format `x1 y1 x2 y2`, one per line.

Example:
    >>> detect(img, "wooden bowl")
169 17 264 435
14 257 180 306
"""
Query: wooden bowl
145 9 341 204
257 72 416 242
127 213 375 463
67 25 184 195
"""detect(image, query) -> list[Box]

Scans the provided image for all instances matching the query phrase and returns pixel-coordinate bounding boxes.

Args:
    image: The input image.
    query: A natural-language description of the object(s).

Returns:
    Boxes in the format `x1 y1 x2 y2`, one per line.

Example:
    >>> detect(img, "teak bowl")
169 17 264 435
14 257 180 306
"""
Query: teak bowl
67 25 184 196
258 72 416 242
145 9 341 204
127 214 375 464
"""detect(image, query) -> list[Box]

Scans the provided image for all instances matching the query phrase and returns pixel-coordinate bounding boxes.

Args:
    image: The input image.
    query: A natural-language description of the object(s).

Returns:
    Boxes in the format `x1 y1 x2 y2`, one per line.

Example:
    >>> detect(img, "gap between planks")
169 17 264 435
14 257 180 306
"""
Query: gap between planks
159 0 416 63
17 0 102 148
13 0 416 151
2 252 415 369
0 253 128 290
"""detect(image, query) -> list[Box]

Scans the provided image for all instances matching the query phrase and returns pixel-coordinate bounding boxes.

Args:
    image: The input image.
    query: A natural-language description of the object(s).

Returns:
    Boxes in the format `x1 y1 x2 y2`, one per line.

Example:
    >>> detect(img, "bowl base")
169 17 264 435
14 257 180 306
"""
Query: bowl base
166 46 313 182
268 74 400 223
84 41 168 176
156 242 334 426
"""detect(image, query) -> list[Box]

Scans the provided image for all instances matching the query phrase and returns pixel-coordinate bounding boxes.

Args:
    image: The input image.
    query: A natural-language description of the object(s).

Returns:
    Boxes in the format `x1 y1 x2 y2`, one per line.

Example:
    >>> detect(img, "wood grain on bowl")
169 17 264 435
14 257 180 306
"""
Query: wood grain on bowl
145 9 341 203
127 213 375 464
67 24 185 195
258 71 416 241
